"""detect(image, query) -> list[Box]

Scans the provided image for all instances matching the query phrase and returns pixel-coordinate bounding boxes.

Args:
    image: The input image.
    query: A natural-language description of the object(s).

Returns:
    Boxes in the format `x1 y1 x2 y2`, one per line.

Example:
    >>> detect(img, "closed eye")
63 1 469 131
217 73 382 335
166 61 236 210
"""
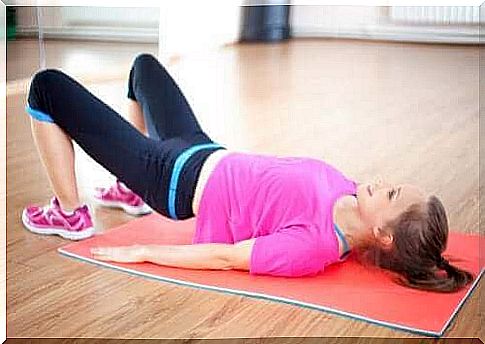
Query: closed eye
388 187 401 200
388 189 396 200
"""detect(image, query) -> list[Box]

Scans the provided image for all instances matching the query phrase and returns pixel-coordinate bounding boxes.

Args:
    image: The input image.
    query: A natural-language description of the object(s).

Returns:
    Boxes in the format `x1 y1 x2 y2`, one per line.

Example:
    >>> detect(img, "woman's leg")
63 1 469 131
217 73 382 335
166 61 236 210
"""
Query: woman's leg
31 119 80 211
95 53 216 217
93 98 152 216
126 98 147 136
126 54 226 220
94 52 208 216
26 69 172 216
127 54 210 141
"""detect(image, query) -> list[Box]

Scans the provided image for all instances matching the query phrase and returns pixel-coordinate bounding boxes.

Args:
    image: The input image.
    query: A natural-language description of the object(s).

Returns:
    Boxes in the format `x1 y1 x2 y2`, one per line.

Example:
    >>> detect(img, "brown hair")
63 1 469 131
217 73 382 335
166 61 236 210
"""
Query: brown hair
356 195 474 293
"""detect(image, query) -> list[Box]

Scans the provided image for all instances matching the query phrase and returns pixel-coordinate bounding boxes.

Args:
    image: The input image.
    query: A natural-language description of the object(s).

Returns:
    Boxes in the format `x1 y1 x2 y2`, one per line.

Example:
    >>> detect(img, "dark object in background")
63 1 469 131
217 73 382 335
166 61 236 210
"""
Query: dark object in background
7 7 17 40
240 5 291 42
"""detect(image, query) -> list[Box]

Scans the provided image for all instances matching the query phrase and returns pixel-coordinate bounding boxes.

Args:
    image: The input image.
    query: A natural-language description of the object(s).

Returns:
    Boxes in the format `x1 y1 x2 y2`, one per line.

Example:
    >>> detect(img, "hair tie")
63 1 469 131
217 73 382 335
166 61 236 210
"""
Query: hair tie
437 256 456 277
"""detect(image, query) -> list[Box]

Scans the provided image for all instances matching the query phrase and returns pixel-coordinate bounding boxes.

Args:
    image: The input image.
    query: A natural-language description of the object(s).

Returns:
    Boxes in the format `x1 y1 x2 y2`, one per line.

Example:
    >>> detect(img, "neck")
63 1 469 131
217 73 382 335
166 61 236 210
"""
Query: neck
333 195 369 255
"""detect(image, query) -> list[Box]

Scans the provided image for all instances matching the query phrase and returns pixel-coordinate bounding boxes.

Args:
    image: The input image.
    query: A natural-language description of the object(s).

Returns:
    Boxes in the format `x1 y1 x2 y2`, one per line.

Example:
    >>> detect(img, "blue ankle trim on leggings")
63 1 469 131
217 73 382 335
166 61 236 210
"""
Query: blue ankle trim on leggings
168 143 223 220
25 105 54 123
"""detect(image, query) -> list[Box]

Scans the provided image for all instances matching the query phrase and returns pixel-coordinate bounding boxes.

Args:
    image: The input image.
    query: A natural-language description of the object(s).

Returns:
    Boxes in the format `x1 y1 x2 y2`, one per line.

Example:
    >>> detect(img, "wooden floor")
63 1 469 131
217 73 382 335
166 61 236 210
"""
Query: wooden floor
6 38 482 339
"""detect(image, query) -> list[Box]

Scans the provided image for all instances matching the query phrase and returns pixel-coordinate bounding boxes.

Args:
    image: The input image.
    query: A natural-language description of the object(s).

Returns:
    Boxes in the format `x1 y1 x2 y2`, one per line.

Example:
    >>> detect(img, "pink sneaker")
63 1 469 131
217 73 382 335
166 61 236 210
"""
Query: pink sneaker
94 180 151 216
21 197 95 240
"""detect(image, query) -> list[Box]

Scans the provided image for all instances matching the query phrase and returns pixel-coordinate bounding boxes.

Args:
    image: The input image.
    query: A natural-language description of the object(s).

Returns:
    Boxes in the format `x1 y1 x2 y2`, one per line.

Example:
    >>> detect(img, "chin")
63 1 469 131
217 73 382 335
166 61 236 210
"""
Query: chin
356 183 369 201
355 184 370 214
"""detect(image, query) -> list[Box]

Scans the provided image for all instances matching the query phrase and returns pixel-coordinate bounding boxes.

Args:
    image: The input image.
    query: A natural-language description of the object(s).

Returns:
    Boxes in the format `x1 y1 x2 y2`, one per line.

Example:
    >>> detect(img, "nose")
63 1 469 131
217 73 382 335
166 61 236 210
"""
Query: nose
373 176 392 190
374 175 383 186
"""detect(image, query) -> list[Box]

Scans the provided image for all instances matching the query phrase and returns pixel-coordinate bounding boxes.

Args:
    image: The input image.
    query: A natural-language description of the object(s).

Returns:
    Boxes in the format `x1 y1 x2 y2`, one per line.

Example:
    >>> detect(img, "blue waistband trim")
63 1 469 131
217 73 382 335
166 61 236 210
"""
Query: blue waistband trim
25 105 55 123
168 143 223 220
334 223 351 260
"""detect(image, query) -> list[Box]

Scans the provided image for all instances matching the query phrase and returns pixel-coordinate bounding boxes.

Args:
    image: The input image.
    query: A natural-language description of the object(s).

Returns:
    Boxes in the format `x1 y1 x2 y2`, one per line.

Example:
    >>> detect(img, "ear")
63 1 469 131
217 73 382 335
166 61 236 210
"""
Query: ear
372 226 394 247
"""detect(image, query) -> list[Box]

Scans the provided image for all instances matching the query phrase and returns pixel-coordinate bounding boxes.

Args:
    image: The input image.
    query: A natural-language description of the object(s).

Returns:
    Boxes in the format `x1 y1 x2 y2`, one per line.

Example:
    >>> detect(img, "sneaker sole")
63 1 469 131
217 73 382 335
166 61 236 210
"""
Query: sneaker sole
93 198 152 216
21 209 95 241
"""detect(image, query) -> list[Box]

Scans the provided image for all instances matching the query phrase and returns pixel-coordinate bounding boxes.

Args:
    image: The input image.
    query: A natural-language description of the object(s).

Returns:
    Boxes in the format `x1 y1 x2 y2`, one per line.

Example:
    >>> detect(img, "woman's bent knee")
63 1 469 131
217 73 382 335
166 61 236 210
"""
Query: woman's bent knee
27 69 67 123
132 53 163 73
31 69 67 89
134 53 158 64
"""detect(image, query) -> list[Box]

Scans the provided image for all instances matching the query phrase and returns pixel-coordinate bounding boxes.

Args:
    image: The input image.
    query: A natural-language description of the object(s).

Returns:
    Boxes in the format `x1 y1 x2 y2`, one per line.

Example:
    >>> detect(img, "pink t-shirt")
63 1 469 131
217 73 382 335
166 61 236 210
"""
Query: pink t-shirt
193 152 357 277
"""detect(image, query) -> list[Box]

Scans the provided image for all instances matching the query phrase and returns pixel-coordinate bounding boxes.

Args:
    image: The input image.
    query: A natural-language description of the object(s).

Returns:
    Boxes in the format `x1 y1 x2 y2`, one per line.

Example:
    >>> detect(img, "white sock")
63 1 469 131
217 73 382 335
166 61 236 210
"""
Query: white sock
62 208 75 215
117 181 131 192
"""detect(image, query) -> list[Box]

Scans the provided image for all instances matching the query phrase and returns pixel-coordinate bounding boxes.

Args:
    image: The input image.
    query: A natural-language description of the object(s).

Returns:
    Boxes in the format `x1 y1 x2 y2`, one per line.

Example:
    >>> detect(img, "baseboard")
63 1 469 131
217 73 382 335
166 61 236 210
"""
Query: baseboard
16 26 159 43
292 23 479 45
16 23 479 45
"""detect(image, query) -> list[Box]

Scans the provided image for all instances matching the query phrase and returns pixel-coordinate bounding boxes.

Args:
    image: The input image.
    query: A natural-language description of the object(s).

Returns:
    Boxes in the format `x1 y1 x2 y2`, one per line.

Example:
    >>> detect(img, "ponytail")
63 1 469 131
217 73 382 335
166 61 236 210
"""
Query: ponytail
432 256 474 292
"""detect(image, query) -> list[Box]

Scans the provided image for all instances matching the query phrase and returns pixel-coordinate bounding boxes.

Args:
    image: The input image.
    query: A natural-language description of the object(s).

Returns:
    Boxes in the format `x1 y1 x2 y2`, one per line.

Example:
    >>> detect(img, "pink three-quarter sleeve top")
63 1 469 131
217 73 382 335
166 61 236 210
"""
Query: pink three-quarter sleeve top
192 152 358 277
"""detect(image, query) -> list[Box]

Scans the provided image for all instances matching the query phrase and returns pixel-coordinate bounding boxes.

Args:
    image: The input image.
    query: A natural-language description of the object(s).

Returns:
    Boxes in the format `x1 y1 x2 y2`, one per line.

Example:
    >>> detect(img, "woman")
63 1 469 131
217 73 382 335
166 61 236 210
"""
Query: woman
22 53 473 292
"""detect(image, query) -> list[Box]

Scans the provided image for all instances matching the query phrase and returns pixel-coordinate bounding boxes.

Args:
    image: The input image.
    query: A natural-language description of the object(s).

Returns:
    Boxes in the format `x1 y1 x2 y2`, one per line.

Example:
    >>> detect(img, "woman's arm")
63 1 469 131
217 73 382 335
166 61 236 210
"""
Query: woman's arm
91 238 256 271
144 243 235 270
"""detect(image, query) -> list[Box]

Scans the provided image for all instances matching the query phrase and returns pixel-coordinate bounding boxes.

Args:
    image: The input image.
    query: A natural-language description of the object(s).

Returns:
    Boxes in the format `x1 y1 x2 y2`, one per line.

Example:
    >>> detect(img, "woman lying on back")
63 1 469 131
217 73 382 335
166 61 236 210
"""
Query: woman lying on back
22 54 473 293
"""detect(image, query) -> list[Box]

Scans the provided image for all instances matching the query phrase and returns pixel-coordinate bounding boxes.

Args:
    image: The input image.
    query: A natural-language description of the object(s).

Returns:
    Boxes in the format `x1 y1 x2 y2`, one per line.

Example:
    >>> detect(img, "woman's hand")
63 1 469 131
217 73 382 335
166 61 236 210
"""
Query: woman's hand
91 245 146 263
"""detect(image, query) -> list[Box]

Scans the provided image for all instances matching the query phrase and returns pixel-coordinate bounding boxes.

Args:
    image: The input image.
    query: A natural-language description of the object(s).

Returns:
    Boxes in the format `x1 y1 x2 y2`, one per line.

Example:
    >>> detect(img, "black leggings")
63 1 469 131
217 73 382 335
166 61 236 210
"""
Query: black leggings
26 53 226 220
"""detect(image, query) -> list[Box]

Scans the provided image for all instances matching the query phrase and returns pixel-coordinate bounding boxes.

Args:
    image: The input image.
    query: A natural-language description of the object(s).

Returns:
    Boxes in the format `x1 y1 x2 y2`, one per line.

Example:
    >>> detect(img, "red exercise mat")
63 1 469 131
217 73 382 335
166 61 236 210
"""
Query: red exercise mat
58 213 484 337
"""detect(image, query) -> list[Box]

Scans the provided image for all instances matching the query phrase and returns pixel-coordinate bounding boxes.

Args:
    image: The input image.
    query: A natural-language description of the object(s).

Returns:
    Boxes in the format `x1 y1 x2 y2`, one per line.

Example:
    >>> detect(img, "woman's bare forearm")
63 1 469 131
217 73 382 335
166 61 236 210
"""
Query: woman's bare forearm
142 244 234 270
92 239 254 271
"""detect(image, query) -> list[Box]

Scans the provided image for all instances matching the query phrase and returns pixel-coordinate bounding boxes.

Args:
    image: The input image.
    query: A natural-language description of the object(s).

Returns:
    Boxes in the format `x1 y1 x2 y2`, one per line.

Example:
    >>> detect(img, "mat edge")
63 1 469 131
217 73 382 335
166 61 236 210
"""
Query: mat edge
57 247 473 338
438 267 484 335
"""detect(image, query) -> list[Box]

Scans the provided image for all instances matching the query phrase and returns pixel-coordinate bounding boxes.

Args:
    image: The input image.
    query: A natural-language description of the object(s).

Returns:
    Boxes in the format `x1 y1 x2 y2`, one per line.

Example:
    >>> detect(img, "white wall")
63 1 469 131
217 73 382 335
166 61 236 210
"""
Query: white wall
16 7 159 42
15 5 480 45
158 2 242 62
291 6 480 44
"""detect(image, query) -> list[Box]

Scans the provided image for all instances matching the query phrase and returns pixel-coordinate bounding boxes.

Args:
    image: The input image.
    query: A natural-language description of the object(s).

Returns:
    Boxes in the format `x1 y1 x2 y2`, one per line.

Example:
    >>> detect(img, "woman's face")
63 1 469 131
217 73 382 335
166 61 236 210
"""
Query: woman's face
356 177 427 230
